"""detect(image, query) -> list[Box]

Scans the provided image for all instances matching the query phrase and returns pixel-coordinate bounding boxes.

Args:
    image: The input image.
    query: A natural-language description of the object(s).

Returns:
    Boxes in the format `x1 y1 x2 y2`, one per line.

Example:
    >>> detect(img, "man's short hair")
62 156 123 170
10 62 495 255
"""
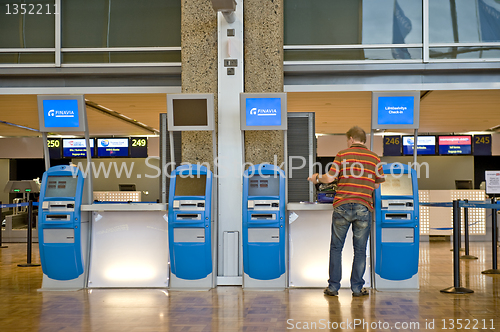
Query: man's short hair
346 126 366 143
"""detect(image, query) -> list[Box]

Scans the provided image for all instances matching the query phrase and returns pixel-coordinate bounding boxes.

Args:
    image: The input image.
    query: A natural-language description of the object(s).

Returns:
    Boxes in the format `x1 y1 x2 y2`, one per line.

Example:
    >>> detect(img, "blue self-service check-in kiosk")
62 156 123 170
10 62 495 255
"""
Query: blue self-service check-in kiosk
374 163 419 290
38 165 87 286
243 164 286 289
168 164 214 289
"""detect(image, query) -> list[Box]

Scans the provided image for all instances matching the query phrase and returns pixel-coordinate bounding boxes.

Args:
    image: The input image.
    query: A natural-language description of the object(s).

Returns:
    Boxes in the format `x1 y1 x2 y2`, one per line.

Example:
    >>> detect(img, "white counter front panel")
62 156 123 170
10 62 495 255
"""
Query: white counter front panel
288 206 371 289
88 211 169 288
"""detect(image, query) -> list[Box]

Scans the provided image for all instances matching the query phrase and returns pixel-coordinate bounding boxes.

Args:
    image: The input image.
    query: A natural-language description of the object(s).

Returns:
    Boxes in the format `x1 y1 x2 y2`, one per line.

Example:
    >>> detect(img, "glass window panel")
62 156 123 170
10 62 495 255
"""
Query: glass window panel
362 0 422 45
0 53 55 64
284 0 362 45
62 51 181 64
0 0 55 48
284 48 422 61
62 1 109 48
284 0 422 45
62 0 181 48
430 0 500 43
430 46 500 59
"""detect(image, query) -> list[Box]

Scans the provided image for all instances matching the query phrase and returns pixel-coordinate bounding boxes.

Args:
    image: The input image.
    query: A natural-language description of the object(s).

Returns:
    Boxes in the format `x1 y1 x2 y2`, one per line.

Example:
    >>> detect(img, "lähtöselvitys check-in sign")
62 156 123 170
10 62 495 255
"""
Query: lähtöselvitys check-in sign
37 95 87 132
43 100 80 128
371 91 420 130
377 96 414 125
240 93 287 130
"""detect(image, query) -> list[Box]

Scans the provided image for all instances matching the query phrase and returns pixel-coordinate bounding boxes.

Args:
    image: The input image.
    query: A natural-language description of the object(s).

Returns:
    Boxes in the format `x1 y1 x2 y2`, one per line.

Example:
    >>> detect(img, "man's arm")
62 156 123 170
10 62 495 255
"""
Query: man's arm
307 172 336 185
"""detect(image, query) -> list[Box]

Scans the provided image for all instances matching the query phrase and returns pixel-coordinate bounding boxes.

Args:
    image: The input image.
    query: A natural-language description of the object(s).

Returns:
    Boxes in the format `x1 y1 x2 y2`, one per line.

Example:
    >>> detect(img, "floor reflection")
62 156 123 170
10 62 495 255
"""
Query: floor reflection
2 242 500 332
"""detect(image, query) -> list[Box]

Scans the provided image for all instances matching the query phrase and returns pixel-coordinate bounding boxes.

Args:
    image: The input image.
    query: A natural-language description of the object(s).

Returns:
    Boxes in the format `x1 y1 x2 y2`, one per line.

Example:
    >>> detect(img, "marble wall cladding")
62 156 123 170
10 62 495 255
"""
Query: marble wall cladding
244 0 284 167
181 0 218 168
244 0 284 93
244 130 285 168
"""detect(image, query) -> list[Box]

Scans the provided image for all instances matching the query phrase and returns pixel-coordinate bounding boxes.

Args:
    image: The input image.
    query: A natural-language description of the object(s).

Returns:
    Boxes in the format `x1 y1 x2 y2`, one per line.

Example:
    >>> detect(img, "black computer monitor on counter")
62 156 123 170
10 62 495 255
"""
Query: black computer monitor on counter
455 180 473 190
119 184 136 191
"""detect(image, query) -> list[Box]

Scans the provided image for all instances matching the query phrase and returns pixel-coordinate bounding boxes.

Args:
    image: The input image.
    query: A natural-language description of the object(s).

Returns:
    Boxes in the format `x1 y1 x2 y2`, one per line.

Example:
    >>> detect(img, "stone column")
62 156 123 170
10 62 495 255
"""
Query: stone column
243 0 284 166
180 0 218 167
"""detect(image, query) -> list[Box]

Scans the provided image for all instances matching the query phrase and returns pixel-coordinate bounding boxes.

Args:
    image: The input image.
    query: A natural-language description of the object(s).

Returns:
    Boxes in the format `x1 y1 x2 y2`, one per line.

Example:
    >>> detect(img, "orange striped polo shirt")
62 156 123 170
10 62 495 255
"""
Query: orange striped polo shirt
328 143 385 212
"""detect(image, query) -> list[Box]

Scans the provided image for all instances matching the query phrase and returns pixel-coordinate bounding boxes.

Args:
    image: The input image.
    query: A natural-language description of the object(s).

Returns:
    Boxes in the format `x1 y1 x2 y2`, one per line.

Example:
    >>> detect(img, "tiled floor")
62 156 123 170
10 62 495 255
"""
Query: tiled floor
1 242 499 331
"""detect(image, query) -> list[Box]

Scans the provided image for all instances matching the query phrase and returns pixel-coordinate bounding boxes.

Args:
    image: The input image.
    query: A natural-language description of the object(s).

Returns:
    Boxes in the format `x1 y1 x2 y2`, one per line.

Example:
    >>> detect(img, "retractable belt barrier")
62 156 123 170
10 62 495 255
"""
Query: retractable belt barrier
421 199 500 294
0 201 40 267
0 202 39 209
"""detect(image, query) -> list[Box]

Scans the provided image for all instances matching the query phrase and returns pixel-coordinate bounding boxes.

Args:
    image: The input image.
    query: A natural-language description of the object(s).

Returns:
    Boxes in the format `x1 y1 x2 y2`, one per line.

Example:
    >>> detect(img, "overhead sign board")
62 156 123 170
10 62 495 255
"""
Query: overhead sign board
240 93 287 130
37 95 87 132
372 91 420 130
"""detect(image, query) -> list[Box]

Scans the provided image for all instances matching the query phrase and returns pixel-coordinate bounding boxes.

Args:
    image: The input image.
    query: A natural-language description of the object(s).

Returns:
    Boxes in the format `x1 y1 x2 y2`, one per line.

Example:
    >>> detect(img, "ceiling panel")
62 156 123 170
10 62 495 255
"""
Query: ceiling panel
419 90 500 133
0 90 498 137
85 94 167 134
0 95 40 135
287 91 372 134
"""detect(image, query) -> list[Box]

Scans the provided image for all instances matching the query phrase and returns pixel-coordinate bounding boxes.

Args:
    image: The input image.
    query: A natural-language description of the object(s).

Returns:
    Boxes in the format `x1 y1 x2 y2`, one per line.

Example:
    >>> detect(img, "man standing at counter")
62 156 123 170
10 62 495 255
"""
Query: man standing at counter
307 126 385 297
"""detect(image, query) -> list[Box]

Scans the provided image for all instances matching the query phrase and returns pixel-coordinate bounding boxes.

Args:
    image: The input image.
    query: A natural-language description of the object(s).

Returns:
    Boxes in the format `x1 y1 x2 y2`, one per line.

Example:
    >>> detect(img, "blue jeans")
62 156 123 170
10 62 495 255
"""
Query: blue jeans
328 203 371 293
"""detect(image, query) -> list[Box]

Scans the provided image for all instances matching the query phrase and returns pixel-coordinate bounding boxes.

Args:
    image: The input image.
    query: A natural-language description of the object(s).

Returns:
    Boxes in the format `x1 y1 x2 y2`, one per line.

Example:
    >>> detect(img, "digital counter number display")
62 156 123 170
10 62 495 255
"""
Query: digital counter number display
473 134 491 156
130 137 148 158
383 135 402 156
47 138 62 159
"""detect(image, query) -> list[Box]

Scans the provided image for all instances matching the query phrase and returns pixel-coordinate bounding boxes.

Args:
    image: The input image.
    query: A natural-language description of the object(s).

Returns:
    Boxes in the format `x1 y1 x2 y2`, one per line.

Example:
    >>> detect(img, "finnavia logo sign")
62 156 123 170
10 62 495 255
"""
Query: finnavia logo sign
246 98 281 126
43 99 80 128
47 109 75 118
249 107 278 116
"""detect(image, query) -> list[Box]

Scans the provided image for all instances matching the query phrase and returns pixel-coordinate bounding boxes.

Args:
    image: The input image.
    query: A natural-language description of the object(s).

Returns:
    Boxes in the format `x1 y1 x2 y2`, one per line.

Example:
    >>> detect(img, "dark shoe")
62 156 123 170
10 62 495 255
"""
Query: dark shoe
324 287 338 296
352 288 369 297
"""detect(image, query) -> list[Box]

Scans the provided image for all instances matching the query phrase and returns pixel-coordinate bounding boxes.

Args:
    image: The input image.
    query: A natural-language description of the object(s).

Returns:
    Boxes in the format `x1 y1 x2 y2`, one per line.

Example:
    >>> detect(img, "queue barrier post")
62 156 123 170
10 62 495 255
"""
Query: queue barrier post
441 200 474 294
461 199 478 260
0 201 7 249
482 197 500 275
17 201 40 268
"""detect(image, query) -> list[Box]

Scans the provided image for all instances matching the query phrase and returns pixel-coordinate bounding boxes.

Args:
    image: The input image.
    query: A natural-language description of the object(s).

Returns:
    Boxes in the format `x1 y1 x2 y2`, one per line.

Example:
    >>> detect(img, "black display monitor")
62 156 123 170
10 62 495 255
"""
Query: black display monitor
119 184 136 191
248 175 280 196
97 138 129 157
455 180 473 190
174 175 207 196
167 94 215 131
62 138 95 158
45 176 78 198
402 136 436 155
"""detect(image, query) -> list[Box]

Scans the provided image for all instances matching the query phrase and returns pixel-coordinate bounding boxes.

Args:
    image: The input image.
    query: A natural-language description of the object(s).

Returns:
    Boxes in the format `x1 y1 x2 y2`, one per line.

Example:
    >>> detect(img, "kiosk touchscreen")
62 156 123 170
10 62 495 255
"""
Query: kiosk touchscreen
168 164 214 289
373 163 419 290
38 165 88 288
242 164 286 289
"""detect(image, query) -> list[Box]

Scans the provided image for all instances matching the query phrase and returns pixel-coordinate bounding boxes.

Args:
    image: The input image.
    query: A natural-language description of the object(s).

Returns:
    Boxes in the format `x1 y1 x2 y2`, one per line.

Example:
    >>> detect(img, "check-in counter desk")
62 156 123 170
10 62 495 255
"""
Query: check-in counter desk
81 203 169 288
419 190 487 239
3 212 38 243
287 202 371 288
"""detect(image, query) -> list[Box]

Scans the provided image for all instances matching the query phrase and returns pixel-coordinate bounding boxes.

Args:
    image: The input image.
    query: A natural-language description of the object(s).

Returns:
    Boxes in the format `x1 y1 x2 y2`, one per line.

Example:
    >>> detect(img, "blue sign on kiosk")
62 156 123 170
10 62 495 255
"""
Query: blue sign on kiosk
38 95 87 133
168 164 214 289
240 93 287 131
38 165 85 281
242 164 286 288
371 91 420 130
374 163 419 290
